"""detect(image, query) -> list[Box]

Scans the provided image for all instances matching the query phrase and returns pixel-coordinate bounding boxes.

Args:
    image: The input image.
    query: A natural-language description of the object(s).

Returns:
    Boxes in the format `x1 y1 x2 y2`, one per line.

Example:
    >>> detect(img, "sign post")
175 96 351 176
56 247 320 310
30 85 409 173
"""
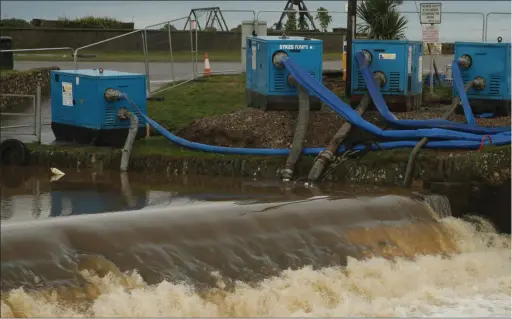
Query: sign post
420 2 442 94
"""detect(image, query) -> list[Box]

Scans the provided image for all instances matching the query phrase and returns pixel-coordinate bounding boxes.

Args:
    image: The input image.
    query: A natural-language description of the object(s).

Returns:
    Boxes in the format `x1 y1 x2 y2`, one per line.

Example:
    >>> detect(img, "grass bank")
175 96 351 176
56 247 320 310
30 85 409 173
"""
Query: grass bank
147 74 246 132
0 70 20 77
14 50 342 62
21 73 511 185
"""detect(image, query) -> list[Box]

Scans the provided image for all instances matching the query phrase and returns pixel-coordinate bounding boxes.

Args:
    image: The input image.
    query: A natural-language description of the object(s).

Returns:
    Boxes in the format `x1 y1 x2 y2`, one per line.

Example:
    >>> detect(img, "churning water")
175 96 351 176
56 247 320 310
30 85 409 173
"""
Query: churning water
0 170 510 317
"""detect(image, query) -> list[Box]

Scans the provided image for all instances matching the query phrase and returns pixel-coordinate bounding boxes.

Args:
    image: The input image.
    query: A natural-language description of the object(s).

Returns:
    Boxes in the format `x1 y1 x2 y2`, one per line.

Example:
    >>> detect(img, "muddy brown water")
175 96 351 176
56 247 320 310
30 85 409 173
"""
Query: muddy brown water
0 166 510 317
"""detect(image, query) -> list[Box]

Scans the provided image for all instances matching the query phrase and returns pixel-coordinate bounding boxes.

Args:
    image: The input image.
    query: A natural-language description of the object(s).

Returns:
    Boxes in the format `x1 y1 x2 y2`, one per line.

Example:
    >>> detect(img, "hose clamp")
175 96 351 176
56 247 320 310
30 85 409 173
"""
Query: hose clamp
281 168 293 180
318 149 334 162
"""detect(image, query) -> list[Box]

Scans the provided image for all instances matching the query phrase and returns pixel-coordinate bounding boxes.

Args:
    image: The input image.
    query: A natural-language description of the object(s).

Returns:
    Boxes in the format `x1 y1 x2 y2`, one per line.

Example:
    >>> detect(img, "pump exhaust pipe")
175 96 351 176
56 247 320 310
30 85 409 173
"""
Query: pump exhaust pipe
0 195 456 292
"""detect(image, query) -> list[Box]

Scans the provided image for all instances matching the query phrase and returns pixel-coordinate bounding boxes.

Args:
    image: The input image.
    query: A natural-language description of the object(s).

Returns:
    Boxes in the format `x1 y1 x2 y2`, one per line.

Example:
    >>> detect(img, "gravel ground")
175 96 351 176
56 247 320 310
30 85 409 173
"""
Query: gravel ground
177 80 511 149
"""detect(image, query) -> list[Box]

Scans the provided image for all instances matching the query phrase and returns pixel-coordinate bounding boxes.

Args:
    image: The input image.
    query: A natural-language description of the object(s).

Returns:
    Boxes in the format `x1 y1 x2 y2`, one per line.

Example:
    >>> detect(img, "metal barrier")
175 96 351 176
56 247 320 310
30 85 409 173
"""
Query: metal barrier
145 10 257 97
73 29 143 68
484 12 511 41
0 47 75 57
199 10 257 76
142 16 197 96
1 86 42 143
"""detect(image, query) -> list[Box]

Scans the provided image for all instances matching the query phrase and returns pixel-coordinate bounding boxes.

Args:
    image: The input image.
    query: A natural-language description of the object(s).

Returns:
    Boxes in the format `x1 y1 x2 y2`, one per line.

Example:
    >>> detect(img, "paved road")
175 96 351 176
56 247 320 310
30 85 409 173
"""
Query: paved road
14 54 454 83
3 55 454 145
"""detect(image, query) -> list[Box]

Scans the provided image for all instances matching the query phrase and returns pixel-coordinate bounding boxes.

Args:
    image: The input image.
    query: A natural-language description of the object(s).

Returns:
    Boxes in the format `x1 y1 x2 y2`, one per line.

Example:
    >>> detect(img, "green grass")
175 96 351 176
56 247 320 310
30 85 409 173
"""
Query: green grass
27 72 507 164
13 50 343 62
0 70 20 77
421 74 453 100
147 74 246 132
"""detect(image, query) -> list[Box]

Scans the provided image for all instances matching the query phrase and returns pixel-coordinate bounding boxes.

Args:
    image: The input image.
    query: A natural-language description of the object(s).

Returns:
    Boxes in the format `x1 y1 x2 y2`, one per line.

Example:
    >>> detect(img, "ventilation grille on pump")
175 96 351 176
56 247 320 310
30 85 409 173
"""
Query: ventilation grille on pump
462 75 501 96
274 71 316 91
274 72 286 90
388 72 400 92
357 71 401 92
489 75 501 95
105 104 143 128
357 71 366 89
105 104 116 126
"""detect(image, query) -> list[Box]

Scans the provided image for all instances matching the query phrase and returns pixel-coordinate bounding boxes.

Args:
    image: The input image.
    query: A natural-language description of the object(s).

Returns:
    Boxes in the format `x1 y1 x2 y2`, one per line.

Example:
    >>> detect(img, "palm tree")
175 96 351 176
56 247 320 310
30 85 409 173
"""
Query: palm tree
357 0 408 40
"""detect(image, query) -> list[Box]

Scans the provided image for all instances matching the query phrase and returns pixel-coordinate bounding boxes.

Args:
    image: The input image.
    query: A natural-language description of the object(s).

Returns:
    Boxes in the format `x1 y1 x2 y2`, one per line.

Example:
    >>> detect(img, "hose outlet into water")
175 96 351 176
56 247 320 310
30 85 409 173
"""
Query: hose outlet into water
118 102 139 172
472 76 486 91
458 54 472 70
281 84 310 182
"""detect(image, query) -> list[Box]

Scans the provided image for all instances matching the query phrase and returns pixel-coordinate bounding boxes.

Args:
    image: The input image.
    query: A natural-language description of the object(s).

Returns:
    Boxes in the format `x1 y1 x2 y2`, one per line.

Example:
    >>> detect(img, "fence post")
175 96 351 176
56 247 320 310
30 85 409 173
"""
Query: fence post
36 85 42 144
167 23 176 84
142 31 151 97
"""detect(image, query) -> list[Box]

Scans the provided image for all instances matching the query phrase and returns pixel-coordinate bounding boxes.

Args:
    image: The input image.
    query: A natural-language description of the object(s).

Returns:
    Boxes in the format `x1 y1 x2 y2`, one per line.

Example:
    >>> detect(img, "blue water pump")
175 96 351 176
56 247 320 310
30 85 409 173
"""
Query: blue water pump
452 41 511 115
245 35 323 111
50 69 147 147
351 40 424 112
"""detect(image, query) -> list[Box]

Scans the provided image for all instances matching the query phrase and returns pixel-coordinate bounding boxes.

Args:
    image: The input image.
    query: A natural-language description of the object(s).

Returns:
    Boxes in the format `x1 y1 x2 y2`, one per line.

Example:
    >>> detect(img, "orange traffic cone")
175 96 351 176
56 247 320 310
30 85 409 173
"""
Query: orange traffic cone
203 53 211 76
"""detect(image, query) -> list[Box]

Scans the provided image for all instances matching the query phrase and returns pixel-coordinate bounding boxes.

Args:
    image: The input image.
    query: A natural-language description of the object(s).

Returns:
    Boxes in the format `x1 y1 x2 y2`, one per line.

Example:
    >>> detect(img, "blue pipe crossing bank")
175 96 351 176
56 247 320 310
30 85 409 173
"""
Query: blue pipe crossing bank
121 57 511 156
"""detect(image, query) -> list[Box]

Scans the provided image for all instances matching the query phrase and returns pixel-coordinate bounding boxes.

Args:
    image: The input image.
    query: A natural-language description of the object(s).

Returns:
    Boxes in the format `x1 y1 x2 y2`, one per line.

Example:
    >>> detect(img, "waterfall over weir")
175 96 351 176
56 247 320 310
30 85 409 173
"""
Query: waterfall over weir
1 194 510 317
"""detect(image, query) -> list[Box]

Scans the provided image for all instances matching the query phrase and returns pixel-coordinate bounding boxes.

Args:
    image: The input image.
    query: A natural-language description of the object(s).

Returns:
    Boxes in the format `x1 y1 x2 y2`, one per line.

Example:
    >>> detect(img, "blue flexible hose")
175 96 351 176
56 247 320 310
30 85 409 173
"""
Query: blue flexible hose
354 52 510 134
281 58 511 142
120 80 510 157
135 110 511 155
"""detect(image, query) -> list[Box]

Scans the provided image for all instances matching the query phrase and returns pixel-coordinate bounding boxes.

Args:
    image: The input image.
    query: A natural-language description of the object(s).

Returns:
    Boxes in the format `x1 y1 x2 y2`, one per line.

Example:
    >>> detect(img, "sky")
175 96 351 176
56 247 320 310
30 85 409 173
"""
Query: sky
1 1 511 42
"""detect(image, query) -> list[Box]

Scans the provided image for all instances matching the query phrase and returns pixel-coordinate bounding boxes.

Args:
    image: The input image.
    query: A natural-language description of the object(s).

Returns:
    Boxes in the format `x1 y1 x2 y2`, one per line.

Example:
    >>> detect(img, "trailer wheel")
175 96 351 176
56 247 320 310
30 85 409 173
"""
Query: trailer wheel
0 139 29 166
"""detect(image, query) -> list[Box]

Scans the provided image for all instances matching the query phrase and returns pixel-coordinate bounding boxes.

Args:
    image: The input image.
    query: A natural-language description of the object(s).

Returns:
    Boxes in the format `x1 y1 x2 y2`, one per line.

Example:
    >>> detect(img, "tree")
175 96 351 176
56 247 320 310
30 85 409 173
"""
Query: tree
357 0 407 39
160 24 177 31
205 26 217 32
284 10 298 31
0 18 31 28
315 7 332 32
297 13 309 31
231 24 242 32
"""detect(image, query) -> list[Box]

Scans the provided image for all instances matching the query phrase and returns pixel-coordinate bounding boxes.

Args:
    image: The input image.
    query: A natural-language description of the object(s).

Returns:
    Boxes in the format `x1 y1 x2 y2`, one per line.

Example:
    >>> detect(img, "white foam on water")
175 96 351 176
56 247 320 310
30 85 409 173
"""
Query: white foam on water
1 216 510 318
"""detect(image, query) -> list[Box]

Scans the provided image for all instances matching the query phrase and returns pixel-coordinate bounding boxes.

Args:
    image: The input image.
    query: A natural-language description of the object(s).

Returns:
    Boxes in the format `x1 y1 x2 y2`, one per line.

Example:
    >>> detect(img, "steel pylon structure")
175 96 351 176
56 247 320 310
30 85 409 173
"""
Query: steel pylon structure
183 7 229 31
274 0 319 31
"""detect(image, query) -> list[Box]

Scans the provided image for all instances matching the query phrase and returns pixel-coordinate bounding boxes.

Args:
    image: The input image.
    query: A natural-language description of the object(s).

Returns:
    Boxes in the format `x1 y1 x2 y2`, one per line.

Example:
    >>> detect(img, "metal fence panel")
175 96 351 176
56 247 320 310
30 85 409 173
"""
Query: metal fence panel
1 86 42 143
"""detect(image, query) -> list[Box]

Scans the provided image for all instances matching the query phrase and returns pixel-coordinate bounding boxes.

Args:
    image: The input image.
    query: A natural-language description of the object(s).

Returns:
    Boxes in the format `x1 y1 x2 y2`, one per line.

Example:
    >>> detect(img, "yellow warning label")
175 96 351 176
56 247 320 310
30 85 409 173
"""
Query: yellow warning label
378 53 397 60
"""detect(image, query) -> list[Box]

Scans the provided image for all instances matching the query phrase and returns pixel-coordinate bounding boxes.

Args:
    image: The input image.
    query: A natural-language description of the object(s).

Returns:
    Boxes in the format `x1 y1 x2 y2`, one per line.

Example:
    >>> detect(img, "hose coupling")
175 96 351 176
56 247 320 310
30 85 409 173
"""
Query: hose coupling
472 76 486 91
373 71 387 87
280 168 294 182
362 49 373 64
458 54 472 70
105 88 125 102
272 51 288 68
317 149 334 163
117 108 131 120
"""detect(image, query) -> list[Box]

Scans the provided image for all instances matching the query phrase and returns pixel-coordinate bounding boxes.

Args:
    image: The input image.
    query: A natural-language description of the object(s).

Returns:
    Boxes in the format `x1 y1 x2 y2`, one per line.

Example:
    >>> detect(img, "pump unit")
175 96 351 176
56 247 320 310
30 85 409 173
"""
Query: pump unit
351 40 424 112
245 35 323 111
50 69 147 147
452 41 511 115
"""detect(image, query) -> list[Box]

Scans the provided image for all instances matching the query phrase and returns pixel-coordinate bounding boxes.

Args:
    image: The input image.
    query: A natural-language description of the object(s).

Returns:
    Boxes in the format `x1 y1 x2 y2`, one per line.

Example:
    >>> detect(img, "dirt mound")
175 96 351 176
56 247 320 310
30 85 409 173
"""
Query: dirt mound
175 76 510 149
176 107 510 149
